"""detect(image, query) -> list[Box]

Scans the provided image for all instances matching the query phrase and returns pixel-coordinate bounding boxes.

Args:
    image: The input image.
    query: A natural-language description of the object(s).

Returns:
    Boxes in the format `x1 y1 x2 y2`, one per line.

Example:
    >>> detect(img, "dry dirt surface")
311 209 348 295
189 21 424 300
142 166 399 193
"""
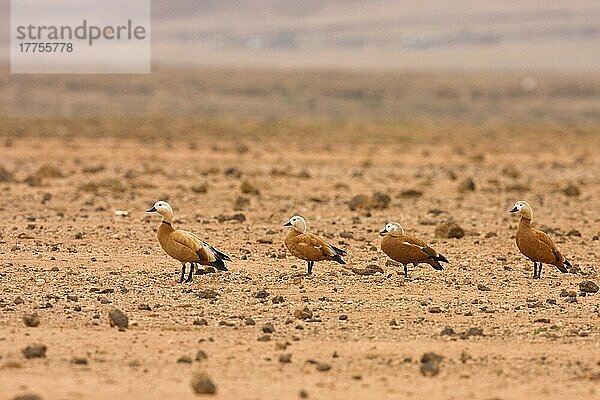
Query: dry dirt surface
0 129 599 400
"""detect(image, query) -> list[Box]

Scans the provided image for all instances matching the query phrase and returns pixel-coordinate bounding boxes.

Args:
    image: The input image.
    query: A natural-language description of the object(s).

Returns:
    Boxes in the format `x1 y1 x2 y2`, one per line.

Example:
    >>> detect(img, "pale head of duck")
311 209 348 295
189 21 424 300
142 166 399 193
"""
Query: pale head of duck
509 200 533 220
380 222 405 237
146 200 174 222
284 215 307 233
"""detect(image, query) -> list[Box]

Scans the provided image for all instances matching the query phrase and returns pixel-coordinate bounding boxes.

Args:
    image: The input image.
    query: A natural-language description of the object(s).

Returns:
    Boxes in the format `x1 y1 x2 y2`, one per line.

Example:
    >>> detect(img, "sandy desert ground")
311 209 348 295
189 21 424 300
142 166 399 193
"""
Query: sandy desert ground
0 67 599 399
1 118 599 399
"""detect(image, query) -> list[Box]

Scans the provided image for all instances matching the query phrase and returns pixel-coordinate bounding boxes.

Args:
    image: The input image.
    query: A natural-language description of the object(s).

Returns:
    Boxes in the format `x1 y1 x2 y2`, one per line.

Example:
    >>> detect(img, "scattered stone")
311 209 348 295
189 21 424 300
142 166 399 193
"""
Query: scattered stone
428 306 442 314
224 167 241 178
560 289 577 297
294 307 313 320
257 335 271 342
22 344 47 359
458 177 476 192
240 180 260 195
70 357 88 365
216 213 246 223
339 314 348 321
371 192 391 209
177 356 193 364
108 308 129 331
399 189 423 198
255 289 269 299
534 318 551 323
477 284 491 291
14 297 24 305
137 303 151 311
272 295 285 304
23 313 40 327
279 353 292 363
351 265 384 275
566 229 581 237
191 183 209 194
420 352 443 376
36 164 63 178
462 327 484 338
12 394 42 400
579 281 599 294
299 390 308 399
195 350 208 362
262 323 275 333
435 221 465 239
244 318 256 326
191 373 216 395
197 289 220 299
563 184 581 197
440 326 455 336
0 165 13 182
348 194 371 211
193 318 208 326
316 362 331 372
233 196 250 211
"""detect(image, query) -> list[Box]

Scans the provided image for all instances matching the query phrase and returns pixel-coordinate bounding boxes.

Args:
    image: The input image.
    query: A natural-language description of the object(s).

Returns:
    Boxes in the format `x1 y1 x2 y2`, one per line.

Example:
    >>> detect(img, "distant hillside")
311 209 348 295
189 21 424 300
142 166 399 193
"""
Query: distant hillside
2 0 600 70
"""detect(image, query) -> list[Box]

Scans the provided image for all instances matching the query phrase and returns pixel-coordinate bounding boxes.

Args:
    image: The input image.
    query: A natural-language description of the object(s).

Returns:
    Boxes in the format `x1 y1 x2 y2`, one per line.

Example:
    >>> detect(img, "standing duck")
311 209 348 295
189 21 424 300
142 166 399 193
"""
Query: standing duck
283 216 346 275
146 201 231 283
379 222 448 277
509 201 571 279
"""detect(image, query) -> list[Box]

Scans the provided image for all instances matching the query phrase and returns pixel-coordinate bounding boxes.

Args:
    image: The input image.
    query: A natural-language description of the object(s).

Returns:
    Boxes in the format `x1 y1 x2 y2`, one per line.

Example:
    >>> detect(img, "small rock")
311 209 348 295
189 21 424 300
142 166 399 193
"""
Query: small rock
299 390 308 399
348 194 371 211
244 318 256 326
351 265 384 275
14 296 24 305
216 213 246 223
22 344 47 359
177 356 193 364
23 313 40 327
435 221 465 239
339 314 348 321
195 350 208 361
420 352 443 376
477 284 491 291
428 306 442 314
233 196 250 211
137 303 151 311
566 229 581 237
197 289 220 299
563 184 581 197
108 308 129 331
579 281 599 294
240 180 260 195
255 289 269 299
272 295 285 304
400 189 423 198
191 183 209 194
279 353 292 363
465 327 484 337
12 394 42 400
262 323 275 333
257 335 271 342
71 357 88 365
458 177 476 192
371 192 391 209
316 362 331 372
294 307 313 320
193 318 208 326
560 289 577 297
440 326 455 336
191 373 216 395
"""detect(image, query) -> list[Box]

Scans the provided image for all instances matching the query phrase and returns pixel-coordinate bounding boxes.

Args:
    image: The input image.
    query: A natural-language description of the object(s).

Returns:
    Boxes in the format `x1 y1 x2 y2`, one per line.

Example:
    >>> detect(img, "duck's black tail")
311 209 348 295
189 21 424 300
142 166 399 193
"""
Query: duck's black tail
330 245 347 264
210 259 229 271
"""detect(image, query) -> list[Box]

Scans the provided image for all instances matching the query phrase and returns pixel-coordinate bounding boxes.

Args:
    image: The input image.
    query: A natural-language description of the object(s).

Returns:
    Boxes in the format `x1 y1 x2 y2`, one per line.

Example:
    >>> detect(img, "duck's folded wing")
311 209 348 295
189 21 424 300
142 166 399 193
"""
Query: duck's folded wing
172 230 217 263
535 230 559 255
299 233 337 257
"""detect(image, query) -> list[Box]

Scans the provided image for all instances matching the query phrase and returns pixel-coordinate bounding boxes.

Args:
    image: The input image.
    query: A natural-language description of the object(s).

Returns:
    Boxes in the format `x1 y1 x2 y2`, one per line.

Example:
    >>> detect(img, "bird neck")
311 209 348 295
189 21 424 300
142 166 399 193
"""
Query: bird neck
519 216 532 227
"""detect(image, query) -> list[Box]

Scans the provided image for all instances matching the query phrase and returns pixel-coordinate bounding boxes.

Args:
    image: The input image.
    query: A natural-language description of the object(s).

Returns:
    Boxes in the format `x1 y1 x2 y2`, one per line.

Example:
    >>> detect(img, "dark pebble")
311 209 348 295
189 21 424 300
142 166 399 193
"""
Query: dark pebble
108 308 129 331
22 344 47 359
262 323 275 333
23 313 40 327
255 289 269 299
279 353 292 363
195 350 208 361
193 318 208 326
191 373 216 394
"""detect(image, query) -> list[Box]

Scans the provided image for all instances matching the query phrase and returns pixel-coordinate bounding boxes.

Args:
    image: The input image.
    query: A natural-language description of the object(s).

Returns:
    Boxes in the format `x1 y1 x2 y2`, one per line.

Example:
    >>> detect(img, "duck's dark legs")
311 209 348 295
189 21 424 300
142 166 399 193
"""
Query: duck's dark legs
533 261 541 279
403 264 409 278
184 262 195 283
307 261 314 275
538 263 543 279
178 263 187 283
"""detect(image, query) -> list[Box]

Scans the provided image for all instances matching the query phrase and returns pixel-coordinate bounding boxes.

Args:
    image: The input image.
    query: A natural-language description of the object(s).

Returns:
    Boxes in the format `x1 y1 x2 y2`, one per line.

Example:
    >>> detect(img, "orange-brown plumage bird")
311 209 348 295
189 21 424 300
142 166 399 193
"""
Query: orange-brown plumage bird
379 222 448 277
284 216 346 275
147 201 230 283
509 201 571 279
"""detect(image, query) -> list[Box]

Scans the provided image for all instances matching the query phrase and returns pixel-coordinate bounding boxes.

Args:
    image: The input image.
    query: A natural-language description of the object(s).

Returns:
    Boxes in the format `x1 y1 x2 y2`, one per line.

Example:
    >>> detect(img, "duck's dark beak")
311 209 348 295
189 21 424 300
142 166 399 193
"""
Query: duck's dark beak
146 206 157 213
509 207 518 213
283 221 292 227
379 229 387 236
